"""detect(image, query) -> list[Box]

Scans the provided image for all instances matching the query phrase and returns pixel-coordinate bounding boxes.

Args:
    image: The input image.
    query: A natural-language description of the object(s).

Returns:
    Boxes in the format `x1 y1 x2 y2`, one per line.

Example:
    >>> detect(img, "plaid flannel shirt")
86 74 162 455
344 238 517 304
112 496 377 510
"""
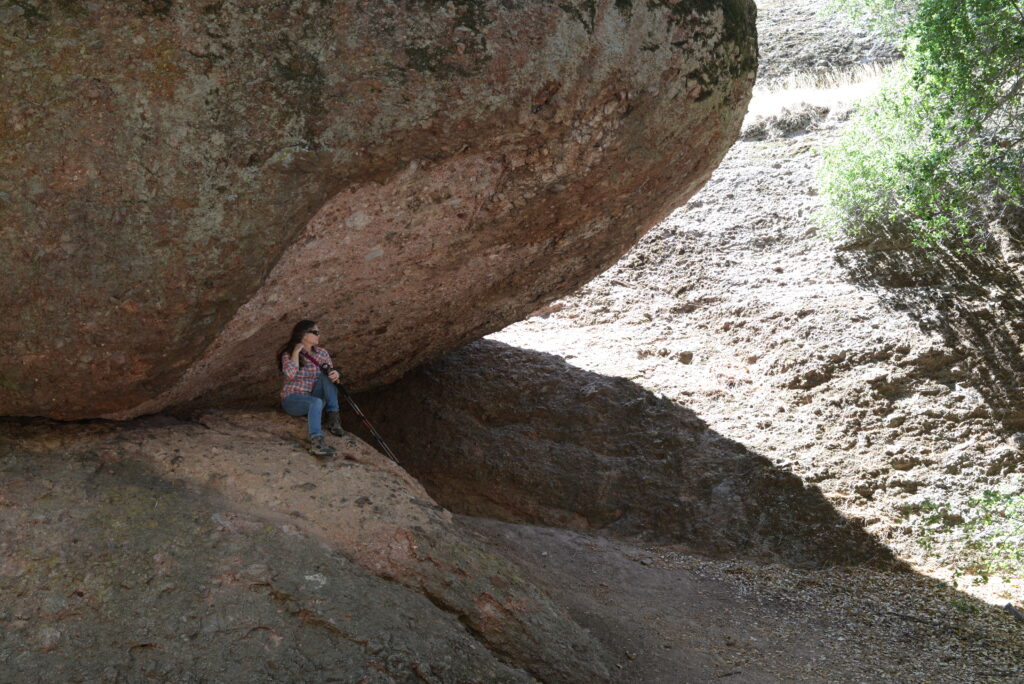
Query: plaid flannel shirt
280 346 333 401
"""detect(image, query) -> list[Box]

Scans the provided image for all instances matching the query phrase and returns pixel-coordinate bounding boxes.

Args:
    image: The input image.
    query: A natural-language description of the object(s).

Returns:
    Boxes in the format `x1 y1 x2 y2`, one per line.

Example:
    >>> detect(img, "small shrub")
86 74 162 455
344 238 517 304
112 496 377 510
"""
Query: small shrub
910 483 1024 584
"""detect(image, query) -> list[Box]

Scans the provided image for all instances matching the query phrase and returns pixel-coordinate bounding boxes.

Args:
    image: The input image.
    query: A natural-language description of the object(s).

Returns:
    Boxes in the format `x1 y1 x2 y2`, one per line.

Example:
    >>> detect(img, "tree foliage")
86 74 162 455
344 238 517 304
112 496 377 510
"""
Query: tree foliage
820 0 1024 247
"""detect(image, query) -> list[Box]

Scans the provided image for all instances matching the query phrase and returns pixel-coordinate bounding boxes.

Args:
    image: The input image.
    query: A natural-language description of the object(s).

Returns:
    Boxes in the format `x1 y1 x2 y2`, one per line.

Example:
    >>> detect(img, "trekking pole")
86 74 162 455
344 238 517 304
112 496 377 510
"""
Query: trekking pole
335 381 401 465
300 350 401 466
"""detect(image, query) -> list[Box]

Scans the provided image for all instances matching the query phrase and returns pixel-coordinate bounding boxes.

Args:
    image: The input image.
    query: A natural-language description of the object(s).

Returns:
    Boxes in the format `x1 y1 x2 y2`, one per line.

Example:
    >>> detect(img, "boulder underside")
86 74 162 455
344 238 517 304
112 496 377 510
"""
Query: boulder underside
0 0 756 419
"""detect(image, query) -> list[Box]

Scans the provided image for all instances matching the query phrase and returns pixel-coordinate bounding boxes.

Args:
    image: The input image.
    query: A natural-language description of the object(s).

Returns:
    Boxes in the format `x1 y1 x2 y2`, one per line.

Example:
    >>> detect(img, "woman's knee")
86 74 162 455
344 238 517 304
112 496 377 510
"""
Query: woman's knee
309 397 325 413
282 398 307 417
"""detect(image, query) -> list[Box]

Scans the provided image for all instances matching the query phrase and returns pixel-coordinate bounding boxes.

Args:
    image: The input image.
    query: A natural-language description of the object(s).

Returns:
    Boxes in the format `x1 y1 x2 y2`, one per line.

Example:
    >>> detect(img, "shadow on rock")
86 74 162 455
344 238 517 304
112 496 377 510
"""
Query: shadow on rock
835 212 1024 431
350 339 904 570
0 410 611 683
0 443 532 683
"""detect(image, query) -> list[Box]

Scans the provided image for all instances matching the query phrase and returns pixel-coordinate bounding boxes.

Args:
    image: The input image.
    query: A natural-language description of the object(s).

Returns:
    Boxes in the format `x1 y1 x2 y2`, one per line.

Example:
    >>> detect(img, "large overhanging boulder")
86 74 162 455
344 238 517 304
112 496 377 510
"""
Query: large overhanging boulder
0 0 756 419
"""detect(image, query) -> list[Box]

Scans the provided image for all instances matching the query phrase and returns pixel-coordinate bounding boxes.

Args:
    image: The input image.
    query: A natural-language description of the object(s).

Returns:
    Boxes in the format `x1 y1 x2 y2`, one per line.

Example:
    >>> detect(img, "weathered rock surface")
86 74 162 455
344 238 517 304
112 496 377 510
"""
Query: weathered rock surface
5 414 1020 684
0 0 756 420
469 83 1024 581
353 339 903 569
0 410 611 682
754 0 899 87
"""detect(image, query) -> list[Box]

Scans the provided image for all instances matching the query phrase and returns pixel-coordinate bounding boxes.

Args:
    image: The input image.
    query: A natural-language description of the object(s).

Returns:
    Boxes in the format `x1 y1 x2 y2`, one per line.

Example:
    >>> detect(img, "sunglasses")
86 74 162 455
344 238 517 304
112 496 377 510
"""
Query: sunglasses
307 330 320 335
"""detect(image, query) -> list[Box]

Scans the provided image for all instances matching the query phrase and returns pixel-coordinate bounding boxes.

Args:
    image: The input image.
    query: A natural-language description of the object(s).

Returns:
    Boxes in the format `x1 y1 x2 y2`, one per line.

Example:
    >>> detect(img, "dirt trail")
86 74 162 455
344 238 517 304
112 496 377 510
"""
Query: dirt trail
462 516 1023 683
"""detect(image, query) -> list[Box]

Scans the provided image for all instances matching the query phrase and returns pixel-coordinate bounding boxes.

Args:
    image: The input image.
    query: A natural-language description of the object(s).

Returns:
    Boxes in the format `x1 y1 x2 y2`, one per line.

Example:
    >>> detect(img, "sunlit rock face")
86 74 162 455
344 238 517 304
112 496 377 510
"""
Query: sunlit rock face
0 0 756 419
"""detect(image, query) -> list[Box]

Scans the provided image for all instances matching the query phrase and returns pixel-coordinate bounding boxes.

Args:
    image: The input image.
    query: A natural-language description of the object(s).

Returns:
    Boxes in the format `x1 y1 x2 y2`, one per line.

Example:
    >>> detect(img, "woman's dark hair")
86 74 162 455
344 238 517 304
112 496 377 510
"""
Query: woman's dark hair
276 319 319 370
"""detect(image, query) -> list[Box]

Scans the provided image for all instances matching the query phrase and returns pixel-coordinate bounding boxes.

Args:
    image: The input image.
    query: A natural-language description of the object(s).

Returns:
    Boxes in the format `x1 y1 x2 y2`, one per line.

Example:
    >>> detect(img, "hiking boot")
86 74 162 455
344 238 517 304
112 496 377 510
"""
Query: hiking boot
326 411 347 437
309 435 336 459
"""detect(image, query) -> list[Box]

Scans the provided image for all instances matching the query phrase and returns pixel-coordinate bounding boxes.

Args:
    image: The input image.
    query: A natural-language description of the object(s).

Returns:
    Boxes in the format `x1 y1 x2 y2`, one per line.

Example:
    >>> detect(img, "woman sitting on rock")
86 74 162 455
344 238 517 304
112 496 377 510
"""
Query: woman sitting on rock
277 319 347 459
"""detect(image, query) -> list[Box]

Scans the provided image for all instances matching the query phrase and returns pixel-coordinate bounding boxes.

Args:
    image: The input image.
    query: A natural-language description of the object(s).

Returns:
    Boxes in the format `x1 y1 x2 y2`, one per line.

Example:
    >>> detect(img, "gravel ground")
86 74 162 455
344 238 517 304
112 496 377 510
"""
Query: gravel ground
466 517 1024 683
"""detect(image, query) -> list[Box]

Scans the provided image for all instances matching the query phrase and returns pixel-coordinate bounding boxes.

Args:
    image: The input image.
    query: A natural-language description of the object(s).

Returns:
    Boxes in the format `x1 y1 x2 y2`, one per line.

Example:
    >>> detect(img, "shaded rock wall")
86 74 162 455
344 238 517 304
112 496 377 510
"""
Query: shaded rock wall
350 340 904 569
0 0 756 419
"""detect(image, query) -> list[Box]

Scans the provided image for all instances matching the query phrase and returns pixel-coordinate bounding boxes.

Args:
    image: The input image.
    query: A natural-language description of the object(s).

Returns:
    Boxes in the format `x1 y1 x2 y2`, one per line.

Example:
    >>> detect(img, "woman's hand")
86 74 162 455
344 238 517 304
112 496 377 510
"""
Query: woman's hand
327 369 340 383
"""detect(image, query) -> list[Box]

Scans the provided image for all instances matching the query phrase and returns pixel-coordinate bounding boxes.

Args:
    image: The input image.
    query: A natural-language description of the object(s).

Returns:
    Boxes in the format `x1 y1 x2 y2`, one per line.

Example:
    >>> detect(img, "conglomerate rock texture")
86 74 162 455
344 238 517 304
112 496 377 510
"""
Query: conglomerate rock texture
0 0 756 420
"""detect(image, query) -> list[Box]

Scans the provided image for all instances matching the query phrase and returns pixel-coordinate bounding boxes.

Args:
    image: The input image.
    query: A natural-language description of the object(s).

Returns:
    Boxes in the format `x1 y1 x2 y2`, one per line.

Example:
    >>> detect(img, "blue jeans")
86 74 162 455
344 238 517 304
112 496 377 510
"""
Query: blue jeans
282 373 340 437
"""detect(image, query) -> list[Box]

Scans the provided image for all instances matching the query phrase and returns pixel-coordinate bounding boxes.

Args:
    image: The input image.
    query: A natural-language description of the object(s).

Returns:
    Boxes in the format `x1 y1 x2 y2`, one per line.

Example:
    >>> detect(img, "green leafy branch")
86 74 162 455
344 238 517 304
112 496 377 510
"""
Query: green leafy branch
820 0 1024 248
